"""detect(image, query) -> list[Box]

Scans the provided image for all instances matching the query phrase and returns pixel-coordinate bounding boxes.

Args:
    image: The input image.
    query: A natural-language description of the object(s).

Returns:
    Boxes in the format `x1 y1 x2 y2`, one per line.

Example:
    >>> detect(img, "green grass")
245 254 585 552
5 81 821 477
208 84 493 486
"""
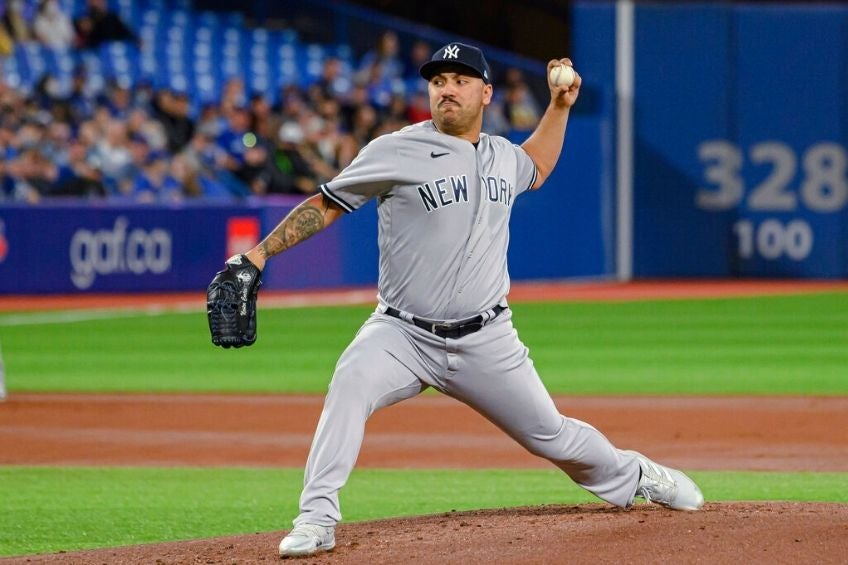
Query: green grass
1 293 846 394
1 466 845 557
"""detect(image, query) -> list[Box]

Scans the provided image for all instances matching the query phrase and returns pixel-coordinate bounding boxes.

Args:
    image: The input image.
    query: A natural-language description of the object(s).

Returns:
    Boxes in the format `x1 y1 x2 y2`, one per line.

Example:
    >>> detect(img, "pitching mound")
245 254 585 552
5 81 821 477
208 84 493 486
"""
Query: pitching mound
6 502 846 564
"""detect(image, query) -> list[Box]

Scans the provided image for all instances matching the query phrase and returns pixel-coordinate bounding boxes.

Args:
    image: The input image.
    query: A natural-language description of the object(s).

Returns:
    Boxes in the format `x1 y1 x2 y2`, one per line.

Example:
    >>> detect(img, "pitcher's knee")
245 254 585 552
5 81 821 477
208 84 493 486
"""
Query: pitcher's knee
523 437 566 460
518 415 600 462
515 421 570 460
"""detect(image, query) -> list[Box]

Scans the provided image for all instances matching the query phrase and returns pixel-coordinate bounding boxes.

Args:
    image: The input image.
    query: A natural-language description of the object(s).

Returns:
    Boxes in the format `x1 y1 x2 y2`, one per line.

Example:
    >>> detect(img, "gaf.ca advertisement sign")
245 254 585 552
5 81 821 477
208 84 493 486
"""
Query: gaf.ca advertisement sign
69 216 173 290
0 199 374 293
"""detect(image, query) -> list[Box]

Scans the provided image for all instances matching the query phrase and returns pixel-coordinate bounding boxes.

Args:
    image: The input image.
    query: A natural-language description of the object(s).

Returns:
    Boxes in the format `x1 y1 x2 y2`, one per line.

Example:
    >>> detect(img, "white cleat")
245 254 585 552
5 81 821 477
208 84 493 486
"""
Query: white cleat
278 523 336 558
624 450 704 511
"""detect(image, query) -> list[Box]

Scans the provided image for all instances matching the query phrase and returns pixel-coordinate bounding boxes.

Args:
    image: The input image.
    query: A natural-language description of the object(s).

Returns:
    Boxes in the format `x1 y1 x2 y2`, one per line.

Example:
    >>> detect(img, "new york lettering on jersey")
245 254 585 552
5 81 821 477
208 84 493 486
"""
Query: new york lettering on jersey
417 175 469 212
416 174 514 212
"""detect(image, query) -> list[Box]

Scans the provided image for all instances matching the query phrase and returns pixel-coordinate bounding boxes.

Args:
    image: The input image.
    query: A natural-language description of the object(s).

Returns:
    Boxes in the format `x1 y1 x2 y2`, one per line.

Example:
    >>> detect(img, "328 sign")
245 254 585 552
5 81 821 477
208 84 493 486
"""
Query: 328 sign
696 141 848 212
696 141 847 262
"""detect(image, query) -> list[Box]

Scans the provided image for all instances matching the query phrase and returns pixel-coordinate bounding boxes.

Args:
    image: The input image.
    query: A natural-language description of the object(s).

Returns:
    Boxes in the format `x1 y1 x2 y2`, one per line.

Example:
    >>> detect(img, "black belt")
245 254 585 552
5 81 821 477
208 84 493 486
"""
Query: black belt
384 305 506 339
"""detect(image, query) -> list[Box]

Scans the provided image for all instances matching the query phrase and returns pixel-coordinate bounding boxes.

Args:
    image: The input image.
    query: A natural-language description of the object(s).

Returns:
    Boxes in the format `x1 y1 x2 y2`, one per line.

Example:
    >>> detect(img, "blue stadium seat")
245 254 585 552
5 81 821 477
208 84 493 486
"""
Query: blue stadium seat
79 51 106 93
66 0 86 18
21 43 50 80
298 44 326 87
52 49 77 80
274 42 300 88
1 55 26 92
100 41 140 86
221 11 244 28
140 8 161 30
193 72 221 104
114 0 142 31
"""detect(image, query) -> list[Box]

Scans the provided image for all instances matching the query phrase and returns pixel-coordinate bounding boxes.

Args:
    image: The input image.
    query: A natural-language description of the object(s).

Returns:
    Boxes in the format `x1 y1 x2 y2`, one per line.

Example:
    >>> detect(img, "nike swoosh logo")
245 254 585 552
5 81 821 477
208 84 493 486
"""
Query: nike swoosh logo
430 152 449 158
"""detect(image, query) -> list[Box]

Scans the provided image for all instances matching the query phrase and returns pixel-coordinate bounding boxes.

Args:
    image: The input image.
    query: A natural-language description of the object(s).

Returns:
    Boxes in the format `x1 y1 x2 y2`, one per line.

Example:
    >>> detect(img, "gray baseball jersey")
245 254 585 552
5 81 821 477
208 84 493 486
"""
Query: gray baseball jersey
320 120 537 320
292 120 642 529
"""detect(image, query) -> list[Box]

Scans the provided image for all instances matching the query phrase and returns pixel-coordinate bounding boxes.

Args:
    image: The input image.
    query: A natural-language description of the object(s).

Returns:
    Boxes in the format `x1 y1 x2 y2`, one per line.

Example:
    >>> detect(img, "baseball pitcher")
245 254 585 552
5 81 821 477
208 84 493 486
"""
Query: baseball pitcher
207 42 703 558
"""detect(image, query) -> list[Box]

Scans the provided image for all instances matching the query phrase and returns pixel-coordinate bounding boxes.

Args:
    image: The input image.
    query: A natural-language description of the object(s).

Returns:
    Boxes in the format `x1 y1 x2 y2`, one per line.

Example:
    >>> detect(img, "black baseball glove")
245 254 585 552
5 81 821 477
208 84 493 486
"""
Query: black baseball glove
207 254 262 348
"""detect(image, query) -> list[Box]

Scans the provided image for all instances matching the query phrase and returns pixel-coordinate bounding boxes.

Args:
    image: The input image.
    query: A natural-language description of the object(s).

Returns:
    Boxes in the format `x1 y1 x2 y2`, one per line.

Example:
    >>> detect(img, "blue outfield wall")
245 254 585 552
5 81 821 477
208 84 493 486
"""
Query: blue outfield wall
0 117 610 294
630 2 848 278
573 0 848 279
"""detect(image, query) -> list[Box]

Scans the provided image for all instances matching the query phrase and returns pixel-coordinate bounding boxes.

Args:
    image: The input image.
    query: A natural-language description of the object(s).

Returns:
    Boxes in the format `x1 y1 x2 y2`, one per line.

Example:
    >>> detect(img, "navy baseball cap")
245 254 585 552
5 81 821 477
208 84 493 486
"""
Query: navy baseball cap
420 42 491 84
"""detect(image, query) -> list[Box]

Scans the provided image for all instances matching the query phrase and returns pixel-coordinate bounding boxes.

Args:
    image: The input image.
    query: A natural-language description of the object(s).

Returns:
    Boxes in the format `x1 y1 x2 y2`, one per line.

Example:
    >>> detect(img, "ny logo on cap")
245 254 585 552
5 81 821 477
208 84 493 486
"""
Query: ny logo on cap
443 45 460 59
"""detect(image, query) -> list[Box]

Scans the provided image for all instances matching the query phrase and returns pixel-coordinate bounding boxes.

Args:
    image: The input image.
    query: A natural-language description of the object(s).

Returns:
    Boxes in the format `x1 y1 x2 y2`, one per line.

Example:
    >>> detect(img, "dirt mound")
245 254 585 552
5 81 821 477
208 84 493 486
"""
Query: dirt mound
5 502 845 564
3 394 846 471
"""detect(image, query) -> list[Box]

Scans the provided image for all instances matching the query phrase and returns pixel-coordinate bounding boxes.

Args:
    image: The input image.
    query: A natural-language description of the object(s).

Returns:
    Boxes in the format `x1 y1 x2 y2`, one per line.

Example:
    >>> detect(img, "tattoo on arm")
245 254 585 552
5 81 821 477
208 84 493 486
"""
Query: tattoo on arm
258 203 326 260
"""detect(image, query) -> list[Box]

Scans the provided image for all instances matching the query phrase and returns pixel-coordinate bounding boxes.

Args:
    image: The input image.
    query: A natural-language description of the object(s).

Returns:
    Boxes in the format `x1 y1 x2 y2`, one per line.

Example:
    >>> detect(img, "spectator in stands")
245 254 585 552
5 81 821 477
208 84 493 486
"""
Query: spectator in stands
0 22 13 56
482 96 512 137
404 39 431 89
357 30 403 83
130 79 155 114
63 65 97 123
236 139 297 196
152 89 195 153
313 96 356 169
362 61 398 110
74 0 136 49
115 133 150 196
0 118 16 199
248 91 275 142
179 131 214 174
382 94 408 124
274 121 319 194
195 102 224 139
89 115 132 194
338 82 370 133
100 81 135 119
214 105 251 172
299 113 343 183
126 107 168 151
33 0 74 50
130 150 181 203
1 0 32 44
32 74 59 114
0 141 13 197
500 67 542 131
15 118 46 155
179 130 239 198
207 106 257 197
220 76 247 117
313 57 351 101
347 103 378 150
41 119 72 166
275 85 308 123
168 153 203 198
174 139 232 199
5 147 59 203
406 90 431 123
50 138 106 198
3 153 38 203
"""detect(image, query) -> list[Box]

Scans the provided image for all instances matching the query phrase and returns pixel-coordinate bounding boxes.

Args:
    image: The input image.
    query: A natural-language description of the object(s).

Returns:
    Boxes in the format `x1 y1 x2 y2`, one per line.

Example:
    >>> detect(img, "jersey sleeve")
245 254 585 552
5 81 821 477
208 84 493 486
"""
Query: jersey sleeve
513 143 539 194
320 136 399 213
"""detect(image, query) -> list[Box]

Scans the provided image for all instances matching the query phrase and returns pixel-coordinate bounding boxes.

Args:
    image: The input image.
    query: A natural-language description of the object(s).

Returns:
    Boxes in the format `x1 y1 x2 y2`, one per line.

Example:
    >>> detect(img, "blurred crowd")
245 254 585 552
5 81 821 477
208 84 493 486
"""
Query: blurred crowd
1 3 543 204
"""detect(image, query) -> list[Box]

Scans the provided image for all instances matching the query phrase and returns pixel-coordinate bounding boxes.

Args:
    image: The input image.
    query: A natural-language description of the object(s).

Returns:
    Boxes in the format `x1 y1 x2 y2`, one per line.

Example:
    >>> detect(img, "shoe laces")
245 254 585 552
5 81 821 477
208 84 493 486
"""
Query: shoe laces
290 523 332 540
637 457 678 504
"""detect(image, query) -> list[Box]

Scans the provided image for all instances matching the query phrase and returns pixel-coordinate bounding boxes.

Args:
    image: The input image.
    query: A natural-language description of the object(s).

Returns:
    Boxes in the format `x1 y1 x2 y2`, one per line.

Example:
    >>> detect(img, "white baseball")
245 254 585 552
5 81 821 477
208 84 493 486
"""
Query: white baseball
549 64 575 88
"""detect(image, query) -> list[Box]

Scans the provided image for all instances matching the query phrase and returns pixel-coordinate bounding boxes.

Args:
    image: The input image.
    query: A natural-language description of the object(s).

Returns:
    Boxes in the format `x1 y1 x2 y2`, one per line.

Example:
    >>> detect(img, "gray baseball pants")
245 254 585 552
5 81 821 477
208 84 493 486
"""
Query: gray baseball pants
293 309 640 527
